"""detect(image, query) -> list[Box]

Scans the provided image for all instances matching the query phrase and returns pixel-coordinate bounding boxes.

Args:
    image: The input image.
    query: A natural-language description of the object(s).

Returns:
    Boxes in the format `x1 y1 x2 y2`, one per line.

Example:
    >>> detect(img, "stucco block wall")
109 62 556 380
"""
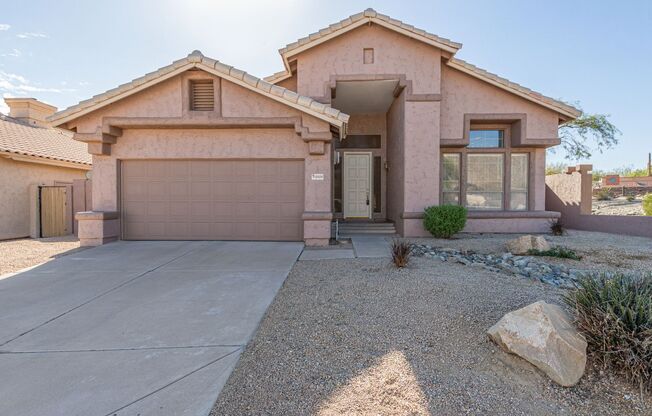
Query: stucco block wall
440 66 559 141
295 24 442 98
546 167 652 238
0 157 87 240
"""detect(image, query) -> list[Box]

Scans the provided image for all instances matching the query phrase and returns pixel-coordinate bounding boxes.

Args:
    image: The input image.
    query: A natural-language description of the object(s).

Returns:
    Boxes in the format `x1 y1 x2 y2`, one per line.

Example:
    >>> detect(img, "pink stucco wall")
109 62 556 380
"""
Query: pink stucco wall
71 73 333 244
440 66 559 141
62 17 572 242
294 24 442 98
0 157 87 240
386 88 405 234
546 167 652 238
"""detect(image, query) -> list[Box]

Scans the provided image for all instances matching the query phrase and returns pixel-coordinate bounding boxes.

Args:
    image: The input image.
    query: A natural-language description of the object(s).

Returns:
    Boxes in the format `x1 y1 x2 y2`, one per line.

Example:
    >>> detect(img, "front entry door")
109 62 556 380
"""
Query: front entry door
343 152 372 218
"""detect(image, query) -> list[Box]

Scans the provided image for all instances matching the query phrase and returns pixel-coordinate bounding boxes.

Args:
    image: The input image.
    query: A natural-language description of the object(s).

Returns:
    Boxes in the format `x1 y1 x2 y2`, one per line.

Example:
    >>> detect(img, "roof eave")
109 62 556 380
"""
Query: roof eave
49 55 349 129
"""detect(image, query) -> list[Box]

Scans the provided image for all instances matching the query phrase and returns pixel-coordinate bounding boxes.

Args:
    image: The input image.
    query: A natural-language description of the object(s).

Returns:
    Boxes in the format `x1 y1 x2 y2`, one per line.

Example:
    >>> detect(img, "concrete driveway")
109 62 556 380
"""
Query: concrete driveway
0 240 302 416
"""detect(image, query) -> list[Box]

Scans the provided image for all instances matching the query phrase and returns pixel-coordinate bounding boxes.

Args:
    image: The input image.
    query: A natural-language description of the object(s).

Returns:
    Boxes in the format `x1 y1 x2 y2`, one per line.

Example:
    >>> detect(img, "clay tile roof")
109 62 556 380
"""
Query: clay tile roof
50 50 349 127
447 58 581 118
277 8 462 57
0 114 92 166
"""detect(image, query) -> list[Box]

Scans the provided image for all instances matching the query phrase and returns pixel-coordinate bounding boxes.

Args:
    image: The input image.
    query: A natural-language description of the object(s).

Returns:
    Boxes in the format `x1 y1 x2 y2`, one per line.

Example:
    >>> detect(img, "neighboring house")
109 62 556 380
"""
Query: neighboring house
48 9 580 247
0 98 92 240
601 175 652 188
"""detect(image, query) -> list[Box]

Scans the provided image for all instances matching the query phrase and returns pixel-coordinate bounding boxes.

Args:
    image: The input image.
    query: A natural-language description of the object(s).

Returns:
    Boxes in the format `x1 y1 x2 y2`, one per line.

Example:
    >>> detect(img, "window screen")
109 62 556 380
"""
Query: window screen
441 153 461 205
466 154 504 209
510 154 529 210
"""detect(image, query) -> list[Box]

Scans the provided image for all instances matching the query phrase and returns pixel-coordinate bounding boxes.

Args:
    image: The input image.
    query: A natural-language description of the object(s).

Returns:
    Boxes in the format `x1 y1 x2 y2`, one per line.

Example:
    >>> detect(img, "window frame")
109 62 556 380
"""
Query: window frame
440 124 533 211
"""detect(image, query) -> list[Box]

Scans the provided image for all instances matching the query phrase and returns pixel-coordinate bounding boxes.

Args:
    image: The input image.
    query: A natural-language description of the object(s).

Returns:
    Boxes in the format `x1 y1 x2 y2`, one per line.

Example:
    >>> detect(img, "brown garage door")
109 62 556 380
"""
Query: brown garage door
121 160 304 241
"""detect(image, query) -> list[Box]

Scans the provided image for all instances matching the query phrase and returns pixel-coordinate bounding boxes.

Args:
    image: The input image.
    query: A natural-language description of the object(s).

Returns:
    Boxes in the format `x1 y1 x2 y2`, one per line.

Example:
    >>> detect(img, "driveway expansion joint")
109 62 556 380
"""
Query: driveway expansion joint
0 344 245 355
102 347 242 416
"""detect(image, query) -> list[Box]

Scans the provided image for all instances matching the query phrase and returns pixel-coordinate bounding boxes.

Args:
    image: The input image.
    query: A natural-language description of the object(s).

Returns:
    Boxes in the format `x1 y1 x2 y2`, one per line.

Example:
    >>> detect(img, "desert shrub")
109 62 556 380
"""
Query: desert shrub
643 194 652 216
564 273 652 392
390 239 412 268
528 246 581 260
595 189 612 201
423 205 467 239
549 218 565 236
626 194 636 202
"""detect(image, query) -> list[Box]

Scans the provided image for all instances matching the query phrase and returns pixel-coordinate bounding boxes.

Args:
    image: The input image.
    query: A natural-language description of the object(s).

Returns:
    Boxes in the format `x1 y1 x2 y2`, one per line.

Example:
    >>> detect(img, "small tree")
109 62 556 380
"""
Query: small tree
557 108 621 161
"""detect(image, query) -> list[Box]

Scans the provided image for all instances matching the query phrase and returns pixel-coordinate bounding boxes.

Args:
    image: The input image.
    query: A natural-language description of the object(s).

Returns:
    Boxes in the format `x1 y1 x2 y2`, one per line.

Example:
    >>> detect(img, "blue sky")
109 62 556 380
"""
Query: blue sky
1 0 650 170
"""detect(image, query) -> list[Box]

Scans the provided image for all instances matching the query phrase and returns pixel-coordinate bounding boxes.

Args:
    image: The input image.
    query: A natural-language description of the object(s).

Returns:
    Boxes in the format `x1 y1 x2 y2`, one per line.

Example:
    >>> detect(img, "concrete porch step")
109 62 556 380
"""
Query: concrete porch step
333 221 397 237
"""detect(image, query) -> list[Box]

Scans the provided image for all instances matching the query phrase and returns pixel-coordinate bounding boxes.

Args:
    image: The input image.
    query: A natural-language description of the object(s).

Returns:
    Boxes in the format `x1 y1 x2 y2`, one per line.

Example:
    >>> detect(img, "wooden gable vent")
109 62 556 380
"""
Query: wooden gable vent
190 79 214 111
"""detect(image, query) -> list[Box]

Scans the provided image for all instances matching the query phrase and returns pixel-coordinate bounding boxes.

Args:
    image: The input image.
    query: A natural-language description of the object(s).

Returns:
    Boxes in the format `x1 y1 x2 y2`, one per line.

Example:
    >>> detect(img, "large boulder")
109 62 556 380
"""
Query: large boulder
487 301 587 386
505 235 550 255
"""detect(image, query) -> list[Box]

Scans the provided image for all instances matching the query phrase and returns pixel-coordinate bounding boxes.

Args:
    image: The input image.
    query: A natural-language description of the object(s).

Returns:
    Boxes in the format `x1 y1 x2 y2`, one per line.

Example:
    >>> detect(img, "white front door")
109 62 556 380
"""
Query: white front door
343 152 372 218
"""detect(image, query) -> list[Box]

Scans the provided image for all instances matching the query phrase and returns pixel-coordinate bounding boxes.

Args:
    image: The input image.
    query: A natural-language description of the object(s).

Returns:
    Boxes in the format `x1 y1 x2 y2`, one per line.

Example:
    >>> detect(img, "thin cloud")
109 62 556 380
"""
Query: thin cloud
0 24 10 31
1 49 22 58
0 70 75 95
16 32 48 39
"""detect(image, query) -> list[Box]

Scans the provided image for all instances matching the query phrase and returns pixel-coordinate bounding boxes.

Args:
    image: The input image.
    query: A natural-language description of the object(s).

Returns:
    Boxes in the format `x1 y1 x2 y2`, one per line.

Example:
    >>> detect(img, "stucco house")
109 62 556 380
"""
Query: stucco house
48 9 580 246
0 98 91 240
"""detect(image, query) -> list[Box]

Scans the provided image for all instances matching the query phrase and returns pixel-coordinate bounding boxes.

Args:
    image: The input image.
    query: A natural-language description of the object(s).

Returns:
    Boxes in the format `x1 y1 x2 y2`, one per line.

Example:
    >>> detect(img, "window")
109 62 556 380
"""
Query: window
441 125 531 210
441 153 461 205
466 154 504 209
363 48 374 64
468 129 503 148
189 79 214 111
510 154 529 210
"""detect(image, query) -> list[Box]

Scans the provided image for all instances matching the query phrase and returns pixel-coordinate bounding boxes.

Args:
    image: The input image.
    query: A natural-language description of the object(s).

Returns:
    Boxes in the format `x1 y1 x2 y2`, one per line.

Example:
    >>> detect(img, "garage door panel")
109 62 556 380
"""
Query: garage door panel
147 182 169 201
169 182 190 200
122 160 304 241
212 202 235 219
190 182 212 200
256 202 281 218
146 161 170 178
213 182 234 199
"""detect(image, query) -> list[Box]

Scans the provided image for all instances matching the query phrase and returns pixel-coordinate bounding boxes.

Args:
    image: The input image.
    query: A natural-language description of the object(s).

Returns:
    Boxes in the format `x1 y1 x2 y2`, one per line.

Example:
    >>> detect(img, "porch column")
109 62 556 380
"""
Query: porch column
402 100 440 237
303 142 332 246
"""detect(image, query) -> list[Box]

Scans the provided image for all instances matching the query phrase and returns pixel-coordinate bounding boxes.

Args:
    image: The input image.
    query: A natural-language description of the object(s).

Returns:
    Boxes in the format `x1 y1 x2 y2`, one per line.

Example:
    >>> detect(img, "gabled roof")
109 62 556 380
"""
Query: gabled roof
49 51 349 128
446 58 581 119
265 8 462 84
265 9 580 120
0 114 91 167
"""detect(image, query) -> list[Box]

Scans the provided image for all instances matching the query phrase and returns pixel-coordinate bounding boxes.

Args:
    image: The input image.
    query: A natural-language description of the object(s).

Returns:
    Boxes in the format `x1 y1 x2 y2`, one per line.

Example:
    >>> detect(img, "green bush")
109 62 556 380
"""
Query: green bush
564 273 652 392
626 194 636 202
423 205 467 238
643 194 652 216
528 246 581 260
595 189 612 201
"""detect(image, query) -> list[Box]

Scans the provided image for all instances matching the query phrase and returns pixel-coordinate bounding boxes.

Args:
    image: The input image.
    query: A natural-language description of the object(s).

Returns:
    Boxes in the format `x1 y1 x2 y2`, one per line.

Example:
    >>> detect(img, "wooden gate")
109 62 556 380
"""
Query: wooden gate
40 186 68 237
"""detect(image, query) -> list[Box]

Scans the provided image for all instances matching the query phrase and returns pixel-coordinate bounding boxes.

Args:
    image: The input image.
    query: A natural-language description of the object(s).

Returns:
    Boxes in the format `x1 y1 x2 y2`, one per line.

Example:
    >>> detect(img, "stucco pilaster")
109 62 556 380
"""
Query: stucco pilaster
91 156 118 212
403 100 440 213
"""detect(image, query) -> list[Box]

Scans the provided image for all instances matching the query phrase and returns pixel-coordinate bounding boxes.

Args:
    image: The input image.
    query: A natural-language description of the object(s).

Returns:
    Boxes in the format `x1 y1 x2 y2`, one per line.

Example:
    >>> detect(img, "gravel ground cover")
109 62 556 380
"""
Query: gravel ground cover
408 229 652 274
212 256 650 415
0 236 84 275
592 198 644 216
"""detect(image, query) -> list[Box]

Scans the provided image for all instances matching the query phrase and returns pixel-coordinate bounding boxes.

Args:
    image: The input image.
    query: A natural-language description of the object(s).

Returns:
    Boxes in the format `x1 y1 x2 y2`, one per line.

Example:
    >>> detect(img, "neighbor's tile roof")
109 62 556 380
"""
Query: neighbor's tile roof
278 8 462 57
447 58 581 118
0 114 91 165
50 51 349 126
